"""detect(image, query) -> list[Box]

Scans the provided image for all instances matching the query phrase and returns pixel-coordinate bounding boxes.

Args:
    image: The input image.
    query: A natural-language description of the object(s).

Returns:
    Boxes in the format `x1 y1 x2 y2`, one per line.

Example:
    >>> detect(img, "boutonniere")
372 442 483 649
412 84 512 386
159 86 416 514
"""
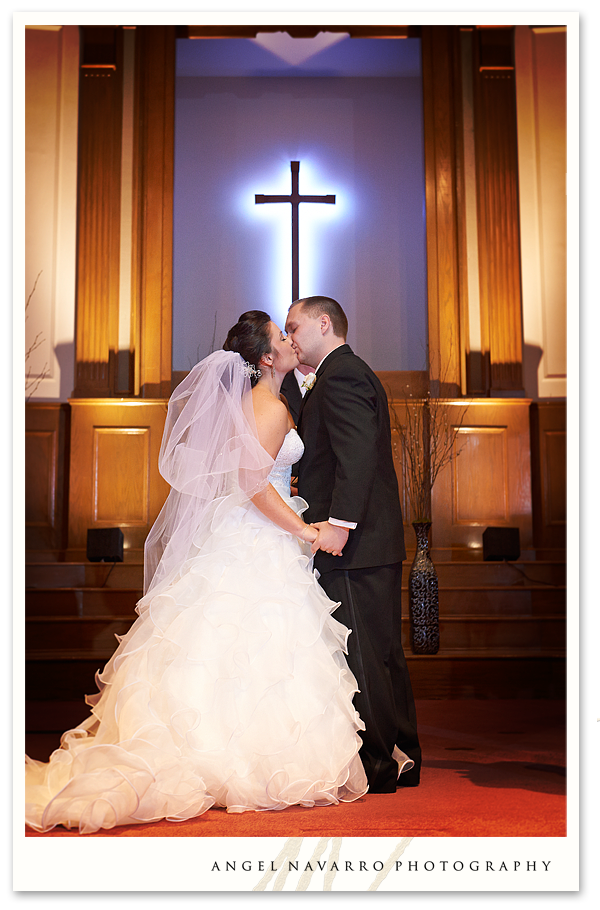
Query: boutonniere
301 373 317 392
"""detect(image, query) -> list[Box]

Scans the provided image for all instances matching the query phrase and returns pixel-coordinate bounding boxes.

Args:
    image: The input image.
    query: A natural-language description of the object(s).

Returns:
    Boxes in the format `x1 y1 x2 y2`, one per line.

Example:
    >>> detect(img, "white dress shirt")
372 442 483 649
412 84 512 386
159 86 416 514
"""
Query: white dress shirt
294 367 309 397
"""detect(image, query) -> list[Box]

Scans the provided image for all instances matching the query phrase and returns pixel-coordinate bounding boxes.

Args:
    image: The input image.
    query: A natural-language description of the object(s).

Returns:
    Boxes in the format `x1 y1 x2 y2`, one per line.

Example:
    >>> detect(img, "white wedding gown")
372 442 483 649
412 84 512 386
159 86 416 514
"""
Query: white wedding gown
25 429 368 834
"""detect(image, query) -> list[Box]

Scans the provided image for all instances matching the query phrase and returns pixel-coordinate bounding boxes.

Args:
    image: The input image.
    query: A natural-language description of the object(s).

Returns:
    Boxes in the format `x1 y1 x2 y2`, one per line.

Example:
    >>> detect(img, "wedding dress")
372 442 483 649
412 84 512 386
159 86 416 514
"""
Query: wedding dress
25 413 369 833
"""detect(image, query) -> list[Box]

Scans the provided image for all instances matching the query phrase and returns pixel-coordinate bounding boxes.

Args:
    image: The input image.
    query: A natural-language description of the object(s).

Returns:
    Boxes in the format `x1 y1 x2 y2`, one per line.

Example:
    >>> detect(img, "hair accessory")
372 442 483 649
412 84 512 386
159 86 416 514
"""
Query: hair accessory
241 361 262 380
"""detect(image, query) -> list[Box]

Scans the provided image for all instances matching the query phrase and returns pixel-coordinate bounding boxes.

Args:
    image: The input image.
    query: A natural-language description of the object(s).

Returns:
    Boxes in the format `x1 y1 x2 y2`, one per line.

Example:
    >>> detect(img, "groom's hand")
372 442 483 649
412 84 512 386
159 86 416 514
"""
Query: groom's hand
310 522 349 556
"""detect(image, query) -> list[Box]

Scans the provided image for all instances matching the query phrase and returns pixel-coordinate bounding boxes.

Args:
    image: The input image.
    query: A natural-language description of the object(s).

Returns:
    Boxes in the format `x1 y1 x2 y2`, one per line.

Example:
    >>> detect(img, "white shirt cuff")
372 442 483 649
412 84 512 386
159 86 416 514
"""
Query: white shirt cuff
328 518 357 530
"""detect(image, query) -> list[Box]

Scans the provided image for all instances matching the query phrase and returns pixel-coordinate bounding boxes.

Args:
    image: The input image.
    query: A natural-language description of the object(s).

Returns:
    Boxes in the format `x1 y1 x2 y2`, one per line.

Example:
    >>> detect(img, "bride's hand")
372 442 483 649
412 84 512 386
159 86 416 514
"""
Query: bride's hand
309 521 349 556
300 525 318 544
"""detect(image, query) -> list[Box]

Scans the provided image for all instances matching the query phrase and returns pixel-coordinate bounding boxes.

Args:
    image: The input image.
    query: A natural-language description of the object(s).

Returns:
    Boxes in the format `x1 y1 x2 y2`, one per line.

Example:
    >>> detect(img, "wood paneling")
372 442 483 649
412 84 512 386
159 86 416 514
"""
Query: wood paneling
25 404 70 550
72 25 174 399
421 26 463 396
26 432 55 525
391 398 533 550
93 428 150 523
454 427 508 523
73 26 123 396
435 400 532 549
131 26 175 399
530 401 566 548
544 432 566 524
473 28 524 392
68 399 170 549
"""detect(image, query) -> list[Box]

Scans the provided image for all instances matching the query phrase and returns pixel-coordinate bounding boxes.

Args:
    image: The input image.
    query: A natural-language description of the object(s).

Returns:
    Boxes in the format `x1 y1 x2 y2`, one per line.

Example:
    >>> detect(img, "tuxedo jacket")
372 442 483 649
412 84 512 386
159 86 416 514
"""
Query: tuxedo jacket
296 344 406 574
280 371 303 425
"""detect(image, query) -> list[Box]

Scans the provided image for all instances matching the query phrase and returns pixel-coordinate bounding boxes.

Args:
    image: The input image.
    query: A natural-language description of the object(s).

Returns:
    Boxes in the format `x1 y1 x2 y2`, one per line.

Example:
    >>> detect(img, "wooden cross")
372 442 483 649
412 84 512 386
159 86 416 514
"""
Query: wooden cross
255 161 335 301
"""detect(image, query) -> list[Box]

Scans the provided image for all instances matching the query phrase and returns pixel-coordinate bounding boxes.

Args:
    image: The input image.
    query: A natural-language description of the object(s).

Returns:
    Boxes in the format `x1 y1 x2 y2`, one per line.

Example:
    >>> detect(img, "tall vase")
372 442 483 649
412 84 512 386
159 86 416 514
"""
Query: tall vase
408 521 440 654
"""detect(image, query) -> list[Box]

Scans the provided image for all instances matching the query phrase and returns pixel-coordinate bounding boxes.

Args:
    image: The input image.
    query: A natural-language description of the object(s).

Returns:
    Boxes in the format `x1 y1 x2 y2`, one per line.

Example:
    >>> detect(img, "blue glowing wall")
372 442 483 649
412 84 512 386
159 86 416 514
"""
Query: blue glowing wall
173 38 428 371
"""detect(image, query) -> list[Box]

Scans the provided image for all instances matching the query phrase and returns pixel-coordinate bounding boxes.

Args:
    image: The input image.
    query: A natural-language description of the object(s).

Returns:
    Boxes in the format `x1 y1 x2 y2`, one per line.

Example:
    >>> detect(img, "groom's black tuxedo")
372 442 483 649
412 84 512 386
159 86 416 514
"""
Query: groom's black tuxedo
296 343 421 792
296 344 406 574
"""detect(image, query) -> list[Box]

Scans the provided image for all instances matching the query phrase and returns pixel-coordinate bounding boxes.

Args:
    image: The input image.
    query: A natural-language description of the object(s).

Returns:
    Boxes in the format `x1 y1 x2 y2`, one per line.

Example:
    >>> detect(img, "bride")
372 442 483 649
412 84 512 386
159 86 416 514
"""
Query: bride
25 311 376 835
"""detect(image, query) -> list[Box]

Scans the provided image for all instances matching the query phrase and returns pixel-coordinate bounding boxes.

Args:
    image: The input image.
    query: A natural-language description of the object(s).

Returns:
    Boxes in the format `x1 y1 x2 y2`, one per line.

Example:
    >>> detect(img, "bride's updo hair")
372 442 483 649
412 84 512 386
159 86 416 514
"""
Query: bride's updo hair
223 310 272 387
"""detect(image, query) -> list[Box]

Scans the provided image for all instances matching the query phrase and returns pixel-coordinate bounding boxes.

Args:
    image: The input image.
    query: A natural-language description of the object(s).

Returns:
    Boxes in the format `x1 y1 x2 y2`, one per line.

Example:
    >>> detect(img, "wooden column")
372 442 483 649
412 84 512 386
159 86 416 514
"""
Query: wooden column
421 26 464 397
73 26 123 396
473 27 524 392
131 26 175 398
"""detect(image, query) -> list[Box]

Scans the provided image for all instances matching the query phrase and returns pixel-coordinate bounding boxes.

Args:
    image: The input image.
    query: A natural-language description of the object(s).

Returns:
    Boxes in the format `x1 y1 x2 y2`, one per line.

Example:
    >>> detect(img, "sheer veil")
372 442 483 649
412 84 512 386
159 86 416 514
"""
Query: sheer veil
141 350 274 600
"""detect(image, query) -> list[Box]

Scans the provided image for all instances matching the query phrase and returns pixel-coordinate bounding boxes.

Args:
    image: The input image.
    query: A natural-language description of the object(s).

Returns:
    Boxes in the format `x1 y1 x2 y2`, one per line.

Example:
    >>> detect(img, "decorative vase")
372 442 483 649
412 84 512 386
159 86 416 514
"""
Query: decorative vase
408 521 440 654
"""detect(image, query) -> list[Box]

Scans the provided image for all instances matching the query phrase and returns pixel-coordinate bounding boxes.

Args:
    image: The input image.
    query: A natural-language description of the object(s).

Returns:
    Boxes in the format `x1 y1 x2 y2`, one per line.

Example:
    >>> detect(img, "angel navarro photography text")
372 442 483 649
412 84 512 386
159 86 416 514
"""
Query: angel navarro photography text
209 858 552 874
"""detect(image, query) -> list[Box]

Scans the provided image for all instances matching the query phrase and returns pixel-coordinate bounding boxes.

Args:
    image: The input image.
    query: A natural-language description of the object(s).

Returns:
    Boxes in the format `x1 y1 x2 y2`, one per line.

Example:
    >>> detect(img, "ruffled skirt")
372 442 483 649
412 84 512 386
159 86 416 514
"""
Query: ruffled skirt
25 497 368 834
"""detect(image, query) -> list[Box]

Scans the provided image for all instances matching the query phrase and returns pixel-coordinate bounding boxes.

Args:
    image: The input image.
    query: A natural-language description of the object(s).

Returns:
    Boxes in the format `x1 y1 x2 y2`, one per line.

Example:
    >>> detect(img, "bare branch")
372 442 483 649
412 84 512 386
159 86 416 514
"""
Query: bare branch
25 270 43 314
388 344 471 523
25 271 49 400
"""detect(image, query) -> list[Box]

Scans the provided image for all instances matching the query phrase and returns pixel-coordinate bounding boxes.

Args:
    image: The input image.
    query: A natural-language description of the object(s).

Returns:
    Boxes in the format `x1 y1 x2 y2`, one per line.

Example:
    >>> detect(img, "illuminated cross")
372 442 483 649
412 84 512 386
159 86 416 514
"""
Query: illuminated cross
255 161 335 301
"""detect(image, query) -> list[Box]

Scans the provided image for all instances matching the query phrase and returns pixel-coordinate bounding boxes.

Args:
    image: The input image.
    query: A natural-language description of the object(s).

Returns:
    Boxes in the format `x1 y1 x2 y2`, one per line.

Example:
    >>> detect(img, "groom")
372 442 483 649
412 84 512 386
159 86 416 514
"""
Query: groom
285 296 421 793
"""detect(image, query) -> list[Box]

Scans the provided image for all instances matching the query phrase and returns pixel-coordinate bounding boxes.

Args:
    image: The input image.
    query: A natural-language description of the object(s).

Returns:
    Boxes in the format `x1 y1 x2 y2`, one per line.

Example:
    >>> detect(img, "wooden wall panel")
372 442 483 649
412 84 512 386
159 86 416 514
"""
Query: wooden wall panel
390 398 534 550
26 432 55 526
530 401 566 548
68 400 170 549
25 404 70 550
454 427 508 523
544 432 566 525
93 428 149 524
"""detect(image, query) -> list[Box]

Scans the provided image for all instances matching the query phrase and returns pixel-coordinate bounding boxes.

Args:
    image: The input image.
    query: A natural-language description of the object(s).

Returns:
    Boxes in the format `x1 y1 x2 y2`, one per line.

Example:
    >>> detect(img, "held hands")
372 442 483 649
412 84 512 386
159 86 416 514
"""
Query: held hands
299 525 319 545
309 521 349 557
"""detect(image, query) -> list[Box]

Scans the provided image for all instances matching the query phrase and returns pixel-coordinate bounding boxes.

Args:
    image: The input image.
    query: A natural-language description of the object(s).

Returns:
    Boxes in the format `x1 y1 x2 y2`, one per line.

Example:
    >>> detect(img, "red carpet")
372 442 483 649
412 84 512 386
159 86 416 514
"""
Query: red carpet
25 699 566 838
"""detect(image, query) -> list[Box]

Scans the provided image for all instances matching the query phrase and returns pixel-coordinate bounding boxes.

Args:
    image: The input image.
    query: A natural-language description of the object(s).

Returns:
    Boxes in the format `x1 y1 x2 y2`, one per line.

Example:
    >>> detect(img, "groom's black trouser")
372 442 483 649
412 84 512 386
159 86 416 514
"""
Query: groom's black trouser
318 562 421 793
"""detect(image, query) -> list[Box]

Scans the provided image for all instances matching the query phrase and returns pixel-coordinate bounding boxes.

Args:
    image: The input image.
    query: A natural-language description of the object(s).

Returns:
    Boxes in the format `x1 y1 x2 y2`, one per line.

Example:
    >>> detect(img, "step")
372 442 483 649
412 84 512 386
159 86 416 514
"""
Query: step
26 562 144 590
25 611 567 660
25 549 145 564
26 616 135 651
417 586 566 616
405 652 565 699
433 615 565 650
26 700 89 735
24 650 566 720
411 547 565 564
25 651 115 701
26 552 565 589
414 561 566 587
25 611 565 654
26 588 142 617
25 584 565 618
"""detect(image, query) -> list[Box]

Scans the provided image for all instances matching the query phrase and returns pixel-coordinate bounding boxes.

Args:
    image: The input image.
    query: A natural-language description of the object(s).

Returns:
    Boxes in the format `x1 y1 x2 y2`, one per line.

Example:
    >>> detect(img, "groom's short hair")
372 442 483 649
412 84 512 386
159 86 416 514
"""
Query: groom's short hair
292 296 348 339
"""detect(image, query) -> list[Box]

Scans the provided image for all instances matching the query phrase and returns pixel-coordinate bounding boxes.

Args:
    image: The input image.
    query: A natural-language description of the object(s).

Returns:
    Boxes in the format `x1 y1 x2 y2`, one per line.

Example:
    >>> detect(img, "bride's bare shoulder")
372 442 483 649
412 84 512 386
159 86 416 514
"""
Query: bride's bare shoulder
251 385 289 457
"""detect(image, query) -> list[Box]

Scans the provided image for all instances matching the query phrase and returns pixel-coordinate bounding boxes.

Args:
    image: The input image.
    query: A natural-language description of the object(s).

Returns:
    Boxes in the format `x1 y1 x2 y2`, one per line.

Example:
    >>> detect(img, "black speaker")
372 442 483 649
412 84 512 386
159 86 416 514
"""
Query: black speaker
482 527 520 562
86 528 124 563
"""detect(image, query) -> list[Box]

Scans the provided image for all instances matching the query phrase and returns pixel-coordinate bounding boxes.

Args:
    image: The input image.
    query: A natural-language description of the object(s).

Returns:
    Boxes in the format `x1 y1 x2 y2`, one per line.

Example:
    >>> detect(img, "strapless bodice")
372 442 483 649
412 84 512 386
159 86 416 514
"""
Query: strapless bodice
268 428 304 499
